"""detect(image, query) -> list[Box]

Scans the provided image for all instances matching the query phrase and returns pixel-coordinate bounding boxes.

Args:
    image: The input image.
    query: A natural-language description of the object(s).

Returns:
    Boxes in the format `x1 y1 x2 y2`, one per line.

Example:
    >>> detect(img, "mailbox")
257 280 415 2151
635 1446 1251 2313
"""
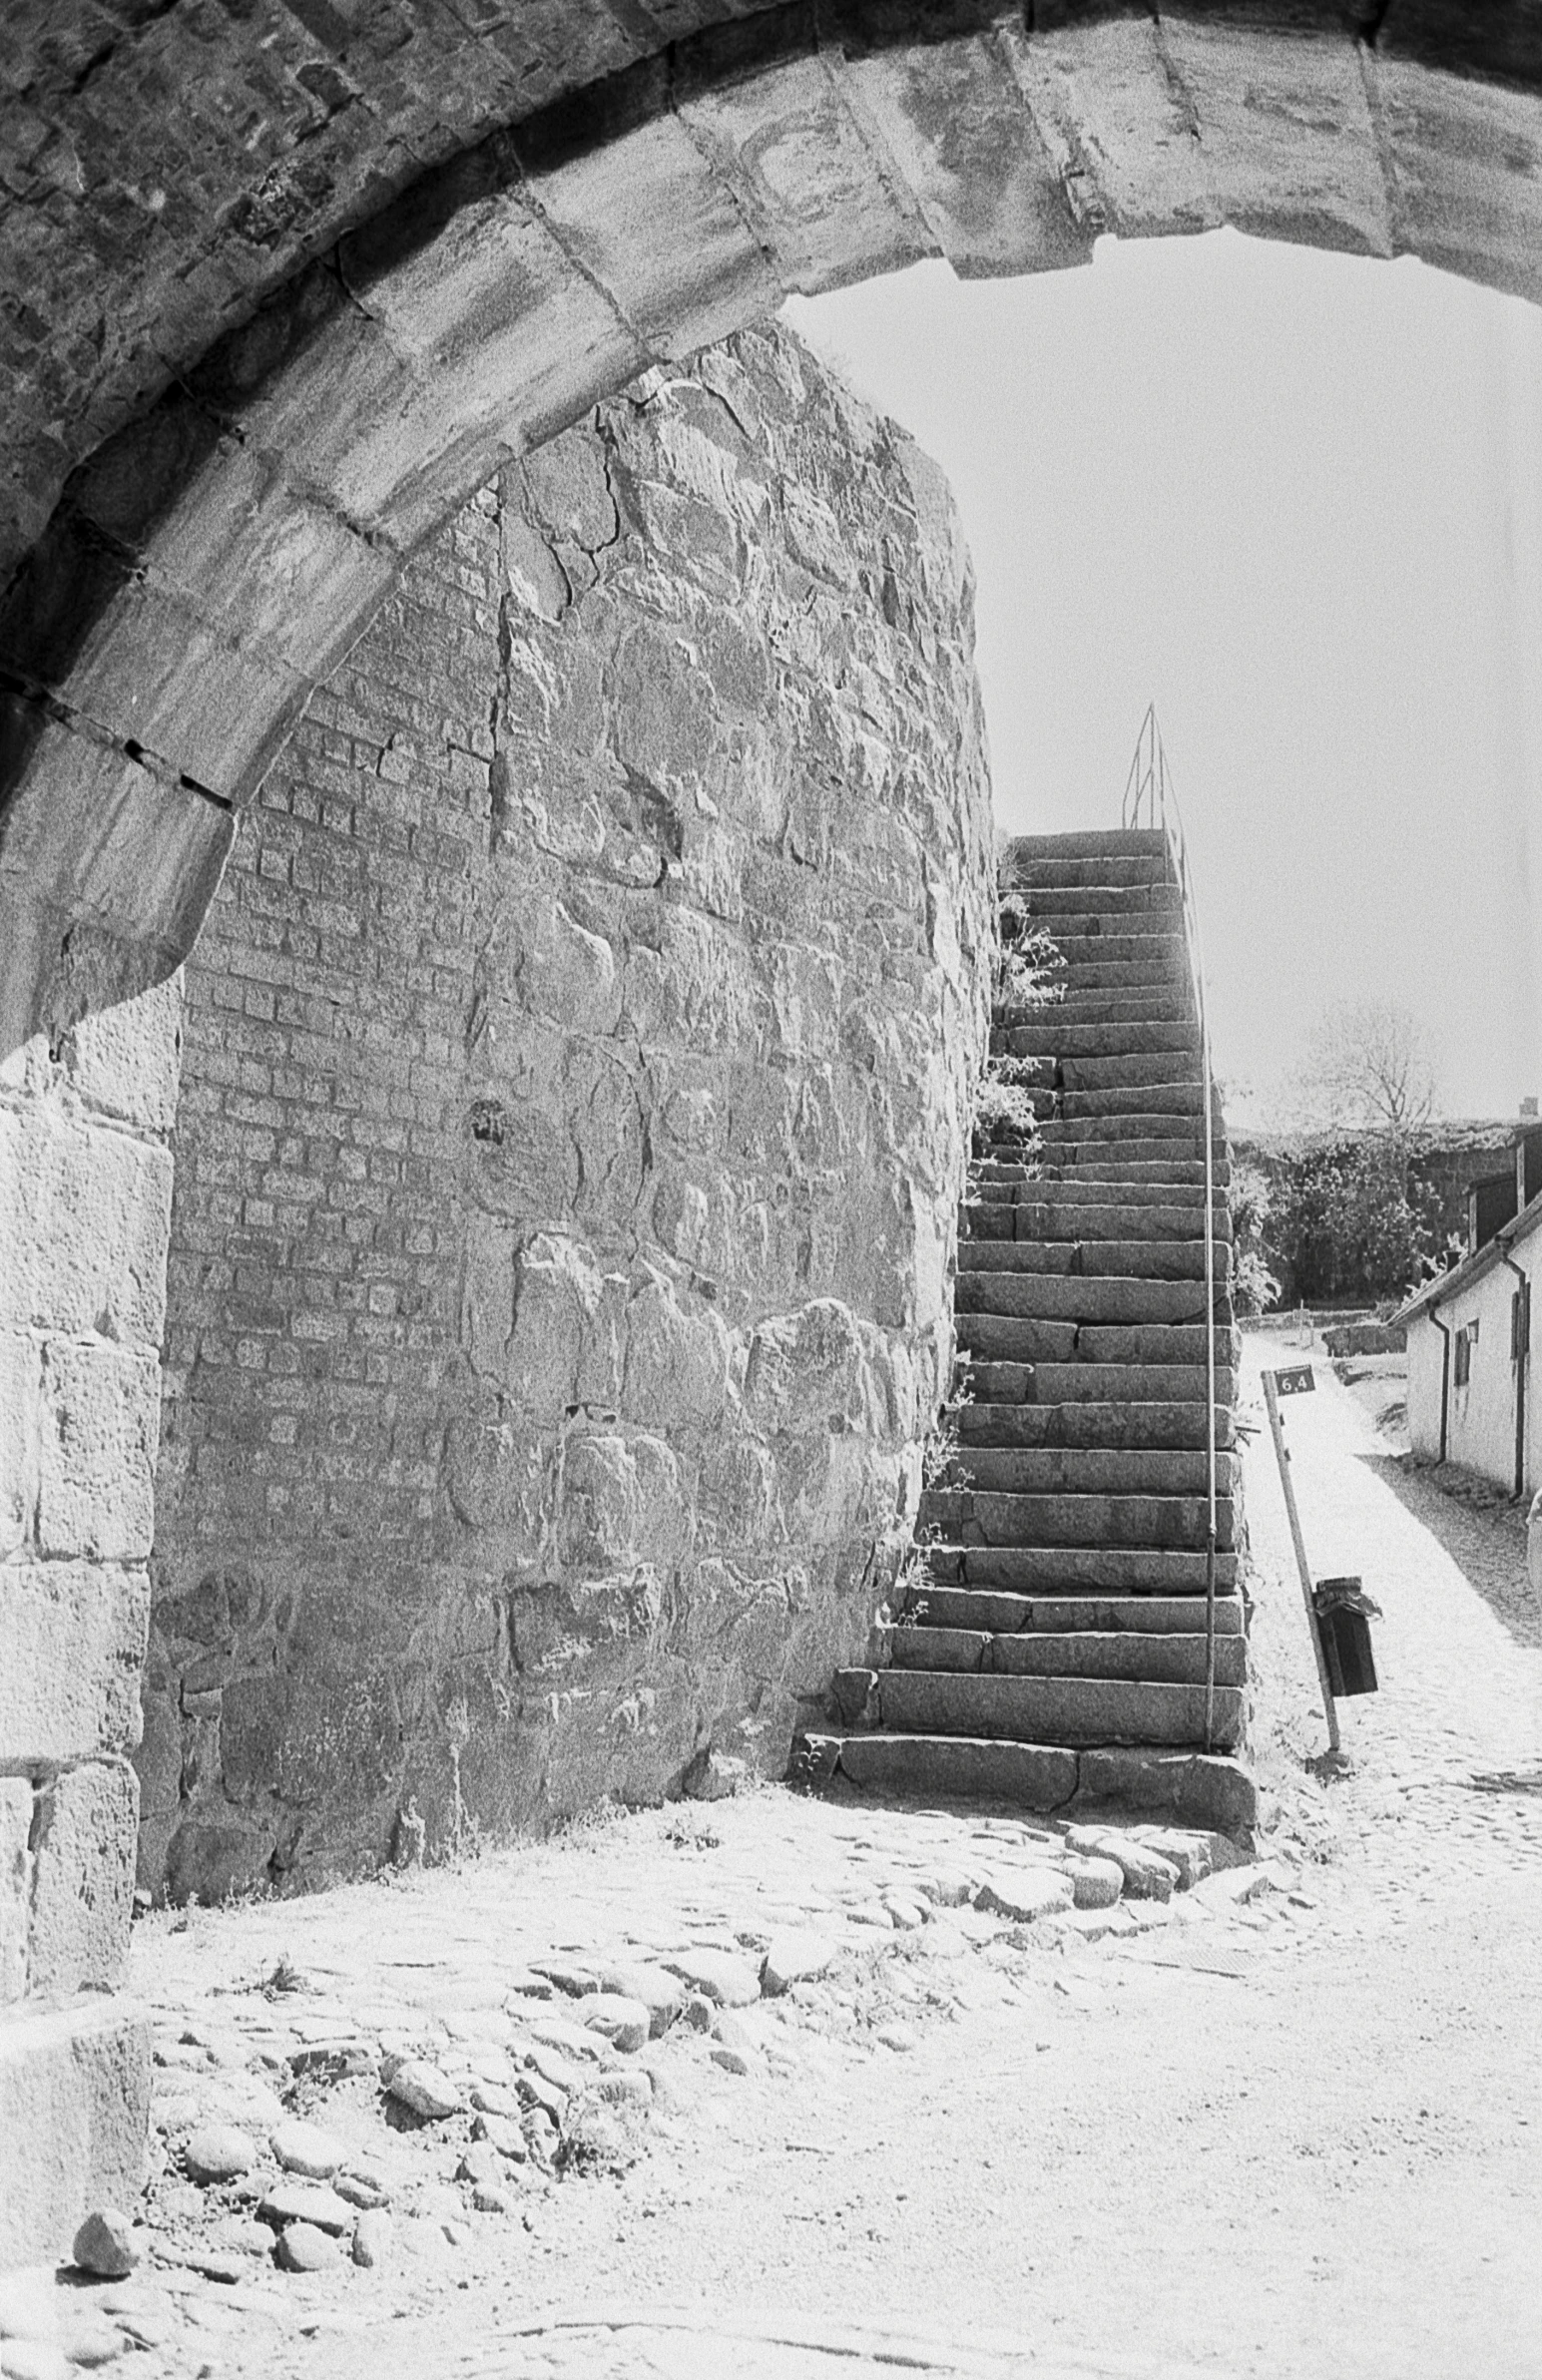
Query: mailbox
1313 1577 1380 1697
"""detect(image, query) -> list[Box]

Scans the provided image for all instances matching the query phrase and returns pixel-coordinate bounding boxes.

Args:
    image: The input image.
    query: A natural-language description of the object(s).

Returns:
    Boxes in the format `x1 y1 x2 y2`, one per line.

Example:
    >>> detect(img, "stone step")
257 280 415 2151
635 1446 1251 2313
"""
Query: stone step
992 1167 1230 1198
960 1359 1238 1405
955 1400 1233 1452
1061 1081 1213 1120
1038 924 1189 963
994 987 1195 1028
797 1733 1257 1833
1027 1156 1232 1186
969 1177 1227 1214
1034 1113 1226 1145
923 1545 1240 1593
832 1668 1245 1752
955 1269 1225 1327
1007 1134 1228 1163
995 1082 1216 1124
881 1626 1248 1688
1004 829 1170 861
804 1730 1079 1809
901 1585 1245 1637
961 1265 1228 1323
961 1197 1234 1245
1006 854 1172 889
1059 1051 1206 1092
947 1445 1240 1498
1016 881 1183 918
957 1314 1239 1366
1055 958 1192 992
918 1487 1238 1553
959 1218 1233 1280
995 1019 1198 1059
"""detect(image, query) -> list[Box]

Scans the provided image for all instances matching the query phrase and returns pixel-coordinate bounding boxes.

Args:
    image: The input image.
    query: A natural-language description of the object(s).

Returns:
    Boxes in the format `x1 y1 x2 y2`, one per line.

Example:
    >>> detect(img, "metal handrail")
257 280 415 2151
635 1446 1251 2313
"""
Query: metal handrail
1122 705 1222 1750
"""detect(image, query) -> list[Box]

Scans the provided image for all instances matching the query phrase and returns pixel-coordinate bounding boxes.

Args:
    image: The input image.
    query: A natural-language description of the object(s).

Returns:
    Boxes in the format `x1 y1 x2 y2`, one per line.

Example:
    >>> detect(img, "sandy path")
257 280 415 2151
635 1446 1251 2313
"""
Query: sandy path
185 1346 1542 2380
47 1346 1540 2380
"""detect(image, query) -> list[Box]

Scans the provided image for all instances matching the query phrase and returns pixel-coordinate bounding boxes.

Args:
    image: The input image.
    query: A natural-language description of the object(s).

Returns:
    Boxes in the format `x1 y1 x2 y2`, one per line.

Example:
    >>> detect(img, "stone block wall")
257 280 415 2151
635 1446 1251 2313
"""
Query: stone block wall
0 986 173 2255
139 324 995 1902
1 984 181 1992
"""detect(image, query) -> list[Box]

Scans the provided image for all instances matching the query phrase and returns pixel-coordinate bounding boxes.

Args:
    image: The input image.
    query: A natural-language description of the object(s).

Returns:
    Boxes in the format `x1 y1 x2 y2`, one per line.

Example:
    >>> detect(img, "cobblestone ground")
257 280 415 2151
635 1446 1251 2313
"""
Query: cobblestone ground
3 1340 1539 2380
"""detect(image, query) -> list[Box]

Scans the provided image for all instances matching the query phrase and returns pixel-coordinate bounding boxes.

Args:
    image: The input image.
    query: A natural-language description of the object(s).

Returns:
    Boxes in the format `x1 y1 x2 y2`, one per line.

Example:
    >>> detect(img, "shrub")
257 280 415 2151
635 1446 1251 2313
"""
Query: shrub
1229 1161 1280 1317
1261 1137 1438 1304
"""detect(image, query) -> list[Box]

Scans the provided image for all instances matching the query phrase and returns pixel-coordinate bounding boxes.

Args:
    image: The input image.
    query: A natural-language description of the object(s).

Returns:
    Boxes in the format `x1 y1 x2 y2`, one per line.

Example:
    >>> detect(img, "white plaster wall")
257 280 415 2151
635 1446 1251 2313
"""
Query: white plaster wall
1436 1245 1536 1495
1406 1312 1446 1465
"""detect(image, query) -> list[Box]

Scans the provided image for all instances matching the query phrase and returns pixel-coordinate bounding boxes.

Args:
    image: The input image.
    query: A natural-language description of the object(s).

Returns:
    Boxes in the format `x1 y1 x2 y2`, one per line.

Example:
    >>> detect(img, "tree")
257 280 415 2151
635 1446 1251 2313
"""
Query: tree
1289 999 1437 1145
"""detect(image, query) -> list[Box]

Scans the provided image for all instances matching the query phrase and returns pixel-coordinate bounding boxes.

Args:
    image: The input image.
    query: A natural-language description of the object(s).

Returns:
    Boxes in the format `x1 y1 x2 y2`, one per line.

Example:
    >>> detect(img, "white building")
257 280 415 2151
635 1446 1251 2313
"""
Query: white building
1397 1175 1540 1499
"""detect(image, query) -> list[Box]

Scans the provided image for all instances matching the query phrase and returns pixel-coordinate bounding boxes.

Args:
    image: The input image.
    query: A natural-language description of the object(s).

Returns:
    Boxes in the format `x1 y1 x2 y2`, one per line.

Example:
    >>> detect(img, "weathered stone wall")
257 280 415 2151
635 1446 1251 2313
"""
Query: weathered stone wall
139 324 995 1903
0 989 170 2256
1 987 181 1988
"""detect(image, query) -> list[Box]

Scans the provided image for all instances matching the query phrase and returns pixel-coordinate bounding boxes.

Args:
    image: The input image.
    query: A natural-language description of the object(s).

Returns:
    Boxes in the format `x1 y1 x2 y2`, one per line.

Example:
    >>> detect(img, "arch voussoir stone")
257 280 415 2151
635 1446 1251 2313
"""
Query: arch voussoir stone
1376 56 1542 301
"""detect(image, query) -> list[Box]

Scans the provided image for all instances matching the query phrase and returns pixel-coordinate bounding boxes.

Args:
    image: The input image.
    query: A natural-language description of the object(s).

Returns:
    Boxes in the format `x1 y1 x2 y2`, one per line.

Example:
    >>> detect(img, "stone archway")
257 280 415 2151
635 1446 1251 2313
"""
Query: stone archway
6 0 1542 2262
7 3 1542 1049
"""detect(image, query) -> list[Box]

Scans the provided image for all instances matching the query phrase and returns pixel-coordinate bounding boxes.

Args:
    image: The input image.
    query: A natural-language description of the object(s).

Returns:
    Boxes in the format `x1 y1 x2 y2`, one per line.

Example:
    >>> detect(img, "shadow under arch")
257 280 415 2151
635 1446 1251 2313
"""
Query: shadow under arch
6 1 1542 1047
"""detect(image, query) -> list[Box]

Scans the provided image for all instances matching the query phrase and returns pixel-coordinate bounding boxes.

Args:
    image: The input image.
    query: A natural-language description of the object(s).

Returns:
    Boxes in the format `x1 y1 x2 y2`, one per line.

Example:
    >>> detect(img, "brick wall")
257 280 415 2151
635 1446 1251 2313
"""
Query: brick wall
143 492 502 1898
141 325 995 1901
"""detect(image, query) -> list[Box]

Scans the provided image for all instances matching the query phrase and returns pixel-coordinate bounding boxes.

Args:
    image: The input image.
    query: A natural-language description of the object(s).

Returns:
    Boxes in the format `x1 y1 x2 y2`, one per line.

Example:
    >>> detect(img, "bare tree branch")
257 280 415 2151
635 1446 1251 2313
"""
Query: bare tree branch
1287 999 1438 1144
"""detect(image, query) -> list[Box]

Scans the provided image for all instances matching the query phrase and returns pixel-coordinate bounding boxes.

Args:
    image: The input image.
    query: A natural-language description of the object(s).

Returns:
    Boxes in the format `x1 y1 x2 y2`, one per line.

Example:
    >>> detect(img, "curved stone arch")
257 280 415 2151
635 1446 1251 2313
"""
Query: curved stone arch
5 0 1542 1047
4 0 1542 2255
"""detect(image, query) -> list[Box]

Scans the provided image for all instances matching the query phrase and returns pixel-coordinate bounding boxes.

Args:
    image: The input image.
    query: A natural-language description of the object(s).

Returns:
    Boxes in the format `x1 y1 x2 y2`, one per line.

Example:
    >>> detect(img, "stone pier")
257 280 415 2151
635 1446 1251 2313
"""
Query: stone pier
0 982 178 2258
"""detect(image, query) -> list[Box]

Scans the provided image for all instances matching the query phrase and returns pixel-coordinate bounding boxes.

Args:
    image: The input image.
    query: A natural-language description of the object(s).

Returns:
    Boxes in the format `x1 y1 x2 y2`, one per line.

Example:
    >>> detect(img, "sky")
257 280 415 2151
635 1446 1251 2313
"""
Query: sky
785 231 1541 1131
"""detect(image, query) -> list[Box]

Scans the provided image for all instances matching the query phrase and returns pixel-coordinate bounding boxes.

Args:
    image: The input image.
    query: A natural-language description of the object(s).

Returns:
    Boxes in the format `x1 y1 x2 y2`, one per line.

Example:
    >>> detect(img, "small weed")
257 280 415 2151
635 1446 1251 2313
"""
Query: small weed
663 1816 722 1851
555 2101 642 2179
921 1407 971 1494
974 1069 1040 1143
220 1871 277 1914
998 925 1066 1019
553 1794 633 1855
257 1953 308 1999
891 1545 934 1620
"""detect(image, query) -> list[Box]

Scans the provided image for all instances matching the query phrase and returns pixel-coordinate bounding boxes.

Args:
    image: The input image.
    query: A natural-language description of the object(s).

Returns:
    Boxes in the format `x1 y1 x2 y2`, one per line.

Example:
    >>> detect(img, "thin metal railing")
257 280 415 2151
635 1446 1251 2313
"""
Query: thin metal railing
1122 705 1222 1750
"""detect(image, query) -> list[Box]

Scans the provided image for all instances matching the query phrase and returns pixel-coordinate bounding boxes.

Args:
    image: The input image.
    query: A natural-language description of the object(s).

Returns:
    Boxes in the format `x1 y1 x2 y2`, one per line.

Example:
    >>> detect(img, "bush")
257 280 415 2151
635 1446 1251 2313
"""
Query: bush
1229 1161 1281 1317
1234 1243 1283 1317
1261 1138 1437 1304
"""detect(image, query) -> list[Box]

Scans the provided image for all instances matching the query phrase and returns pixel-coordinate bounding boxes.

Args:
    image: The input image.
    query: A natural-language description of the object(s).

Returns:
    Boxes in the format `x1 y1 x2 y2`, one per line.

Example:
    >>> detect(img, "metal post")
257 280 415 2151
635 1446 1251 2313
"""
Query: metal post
1201 991 1217 1752
1263 1367 1339 1753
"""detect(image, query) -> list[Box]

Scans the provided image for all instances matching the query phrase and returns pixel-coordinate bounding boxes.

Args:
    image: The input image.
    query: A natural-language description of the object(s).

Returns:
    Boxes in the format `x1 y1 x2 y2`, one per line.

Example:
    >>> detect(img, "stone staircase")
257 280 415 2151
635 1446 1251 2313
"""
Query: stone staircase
799 828 1254 1836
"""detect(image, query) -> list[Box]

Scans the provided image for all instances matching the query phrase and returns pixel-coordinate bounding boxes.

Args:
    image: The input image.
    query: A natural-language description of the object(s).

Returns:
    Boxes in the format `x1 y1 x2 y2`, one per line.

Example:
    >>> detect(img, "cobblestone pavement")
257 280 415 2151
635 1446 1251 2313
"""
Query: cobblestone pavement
3 1343 1540 2380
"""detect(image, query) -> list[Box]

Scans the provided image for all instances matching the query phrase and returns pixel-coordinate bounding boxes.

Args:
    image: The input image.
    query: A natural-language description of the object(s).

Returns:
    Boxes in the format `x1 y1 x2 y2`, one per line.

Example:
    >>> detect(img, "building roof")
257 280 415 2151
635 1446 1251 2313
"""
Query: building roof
1394 1186 1542 1326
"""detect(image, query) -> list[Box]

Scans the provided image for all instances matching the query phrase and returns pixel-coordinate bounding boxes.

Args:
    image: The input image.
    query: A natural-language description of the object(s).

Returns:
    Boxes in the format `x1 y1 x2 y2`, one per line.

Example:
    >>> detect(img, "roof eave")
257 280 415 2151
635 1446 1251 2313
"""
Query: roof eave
1395 1185 1542 1326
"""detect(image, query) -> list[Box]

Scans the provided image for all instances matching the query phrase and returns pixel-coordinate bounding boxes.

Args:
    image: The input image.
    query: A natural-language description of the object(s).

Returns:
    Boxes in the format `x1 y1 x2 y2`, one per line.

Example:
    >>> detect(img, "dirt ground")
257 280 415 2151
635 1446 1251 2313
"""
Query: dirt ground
6 1340 1541 2380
